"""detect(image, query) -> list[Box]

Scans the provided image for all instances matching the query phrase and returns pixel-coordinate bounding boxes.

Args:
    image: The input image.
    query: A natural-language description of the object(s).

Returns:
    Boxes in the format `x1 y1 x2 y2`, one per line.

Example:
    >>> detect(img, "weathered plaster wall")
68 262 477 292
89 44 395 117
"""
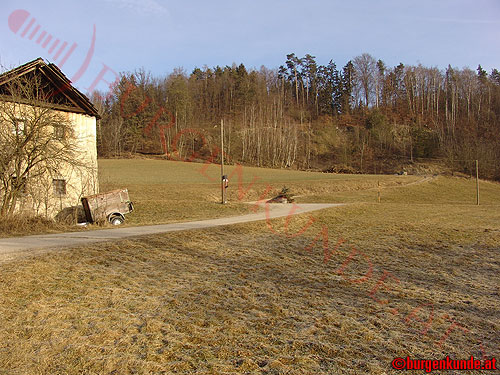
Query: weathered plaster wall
2 104 99 218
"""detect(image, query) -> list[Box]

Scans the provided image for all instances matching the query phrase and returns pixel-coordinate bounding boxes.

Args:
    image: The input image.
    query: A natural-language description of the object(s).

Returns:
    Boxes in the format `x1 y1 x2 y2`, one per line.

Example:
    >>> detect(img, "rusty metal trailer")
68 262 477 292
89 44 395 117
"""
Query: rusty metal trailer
81 188 134 225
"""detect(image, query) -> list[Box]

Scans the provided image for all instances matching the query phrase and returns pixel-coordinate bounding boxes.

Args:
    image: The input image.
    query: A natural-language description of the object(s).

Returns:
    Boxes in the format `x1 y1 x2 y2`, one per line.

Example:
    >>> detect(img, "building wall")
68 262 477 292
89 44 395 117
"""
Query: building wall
42 110 99 218
3 104 99 219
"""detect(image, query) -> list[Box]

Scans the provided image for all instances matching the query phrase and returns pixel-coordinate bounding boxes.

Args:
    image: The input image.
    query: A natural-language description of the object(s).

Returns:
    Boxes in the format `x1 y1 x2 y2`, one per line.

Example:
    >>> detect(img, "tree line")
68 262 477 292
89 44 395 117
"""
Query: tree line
92 53 500 180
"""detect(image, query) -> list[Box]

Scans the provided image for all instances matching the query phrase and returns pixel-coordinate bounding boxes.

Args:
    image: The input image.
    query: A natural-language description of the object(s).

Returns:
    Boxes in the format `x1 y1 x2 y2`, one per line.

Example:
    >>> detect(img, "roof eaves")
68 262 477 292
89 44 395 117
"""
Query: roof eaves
0 58 100 119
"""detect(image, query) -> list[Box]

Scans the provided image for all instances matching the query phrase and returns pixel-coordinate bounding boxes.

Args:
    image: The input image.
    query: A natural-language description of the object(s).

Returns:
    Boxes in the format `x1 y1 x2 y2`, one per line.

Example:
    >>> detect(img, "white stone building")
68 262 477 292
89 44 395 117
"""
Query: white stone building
0 58 99 218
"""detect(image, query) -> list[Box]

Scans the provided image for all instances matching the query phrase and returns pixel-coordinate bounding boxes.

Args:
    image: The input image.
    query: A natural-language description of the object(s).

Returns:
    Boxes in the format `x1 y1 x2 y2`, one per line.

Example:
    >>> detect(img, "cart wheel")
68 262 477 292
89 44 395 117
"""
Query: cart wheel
109 215 124 225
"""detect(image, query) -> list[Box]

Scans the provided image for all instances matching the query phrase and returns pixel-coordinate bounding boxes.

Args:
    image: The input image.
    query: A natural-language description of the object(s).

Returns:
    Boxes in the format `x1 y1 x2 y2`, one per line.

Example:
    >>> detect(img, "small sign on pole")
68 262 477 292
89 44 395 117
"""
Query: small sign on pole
222 175 228 204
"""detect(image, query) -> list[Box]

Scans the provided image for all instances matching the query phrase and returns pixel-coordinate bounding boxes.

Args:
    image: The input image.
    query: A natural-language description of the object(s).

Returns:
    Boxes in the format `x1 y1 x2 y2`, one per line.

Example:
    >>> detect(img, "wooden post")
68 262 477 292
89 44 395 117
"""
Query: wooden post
220 119 226 204
377 181 381 203
476 159 479 206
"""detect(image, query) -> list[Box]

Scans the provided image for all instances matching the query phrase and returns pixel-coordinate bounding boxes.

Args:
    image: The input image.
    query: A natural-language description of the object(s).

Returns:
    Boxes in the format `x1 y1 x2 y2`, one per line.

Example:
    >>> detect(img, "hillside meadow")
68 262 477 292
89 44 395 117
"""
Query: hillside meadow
0 158 410 237
98 158 486 225
0 158 499 374
1 158 491 237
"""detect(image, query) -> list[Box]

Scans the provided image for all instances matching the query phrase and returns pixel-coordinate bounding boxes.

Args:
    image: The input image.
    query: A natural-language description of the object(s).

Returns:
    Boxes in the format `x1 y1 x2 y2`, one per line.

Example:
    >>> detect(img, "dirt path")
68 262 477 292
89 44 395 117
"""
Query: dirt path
0 203 342 258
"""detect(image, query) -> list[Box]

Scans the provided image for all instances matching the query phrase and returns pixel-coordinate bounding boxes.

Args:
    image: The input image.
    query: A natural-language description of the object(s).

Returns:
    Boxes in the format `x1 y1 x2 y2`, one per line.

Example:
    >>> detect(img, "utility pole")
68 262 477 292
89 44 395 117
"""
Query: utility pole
476 159 479 205
220 119 226 204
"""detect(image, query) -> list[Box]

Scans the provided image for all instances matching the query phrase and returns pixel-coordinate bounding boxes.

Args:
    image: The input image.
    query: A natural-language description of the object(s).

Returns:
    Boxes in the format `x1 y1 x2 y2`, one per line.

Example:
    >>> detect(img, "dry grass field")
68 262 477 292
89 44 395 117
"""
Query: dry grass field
0 158 499 374
0 158 408 237
97 158 426 225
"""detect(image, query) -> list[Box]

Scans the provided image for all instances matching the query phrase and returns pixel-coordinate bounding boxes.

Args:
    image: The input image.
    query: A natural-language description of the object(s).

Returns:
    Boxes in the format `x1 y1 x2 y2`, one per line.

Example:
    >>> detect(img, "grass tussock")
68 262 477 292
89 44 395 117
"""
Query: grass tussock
0 215 71 238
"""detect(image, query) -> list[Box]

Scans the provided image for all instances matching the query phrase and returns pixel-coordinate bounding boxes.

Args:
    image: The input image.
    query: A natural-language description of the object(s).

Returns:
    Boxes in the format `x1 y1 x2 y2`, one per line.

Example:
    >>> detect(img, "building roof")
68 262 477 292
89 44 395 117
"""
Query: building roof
0 58 100 118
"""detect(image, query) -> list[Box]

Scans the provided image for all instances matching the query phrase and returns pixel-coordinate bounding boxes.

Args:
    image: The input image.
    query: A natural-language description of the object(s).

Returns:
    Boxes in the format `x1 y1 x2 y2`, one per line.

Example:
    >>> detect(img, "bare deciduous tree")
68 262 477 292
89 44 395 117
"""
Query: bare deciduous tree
0 74 92 217
353 53 377 107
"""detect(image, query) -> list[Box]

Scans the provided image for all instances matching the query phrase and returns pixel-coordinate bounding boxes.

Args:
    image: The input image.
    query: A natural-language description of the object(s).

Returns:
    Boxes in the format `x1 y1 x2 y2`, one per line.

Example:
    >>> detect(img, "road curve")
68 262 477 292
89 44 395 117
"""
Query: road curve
0 203 342 256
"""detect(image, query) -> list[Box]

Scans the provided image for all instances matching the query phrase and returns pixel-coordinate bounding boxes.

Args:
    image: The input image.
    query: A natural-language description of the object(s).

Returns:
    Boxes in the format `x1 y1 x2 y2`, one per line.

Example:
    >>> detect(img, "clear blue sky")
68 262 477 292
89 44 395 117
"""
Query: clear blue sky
2 0 499 95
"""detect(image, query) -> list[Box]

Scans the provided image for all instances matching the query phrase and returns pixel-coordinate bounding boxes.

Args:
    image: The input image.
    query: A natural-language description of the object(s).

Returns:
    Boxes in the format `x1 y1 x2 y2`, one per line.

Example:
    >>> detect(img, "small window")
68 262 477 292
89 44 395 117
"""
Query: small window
52 179 66 195
54 125 65 140
13 118 25 136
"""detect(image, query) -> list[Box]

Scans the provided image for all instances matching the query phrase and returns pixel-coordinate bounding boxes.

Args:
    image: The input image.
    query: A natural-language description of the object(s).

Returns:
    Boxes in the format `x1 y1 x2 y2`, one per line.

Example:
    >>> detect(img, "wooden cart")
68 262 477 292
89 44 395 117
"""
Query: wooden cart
81 188 134 225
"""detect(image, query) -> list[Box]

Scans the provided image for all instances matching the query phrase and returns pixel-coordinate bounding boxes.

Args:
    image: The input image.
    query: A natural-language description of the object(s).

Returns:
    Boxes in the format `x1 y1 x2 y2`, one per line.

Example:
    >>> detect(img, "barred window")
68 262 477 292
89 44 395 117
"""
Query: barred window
52 179 66 195
13 118 25 136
